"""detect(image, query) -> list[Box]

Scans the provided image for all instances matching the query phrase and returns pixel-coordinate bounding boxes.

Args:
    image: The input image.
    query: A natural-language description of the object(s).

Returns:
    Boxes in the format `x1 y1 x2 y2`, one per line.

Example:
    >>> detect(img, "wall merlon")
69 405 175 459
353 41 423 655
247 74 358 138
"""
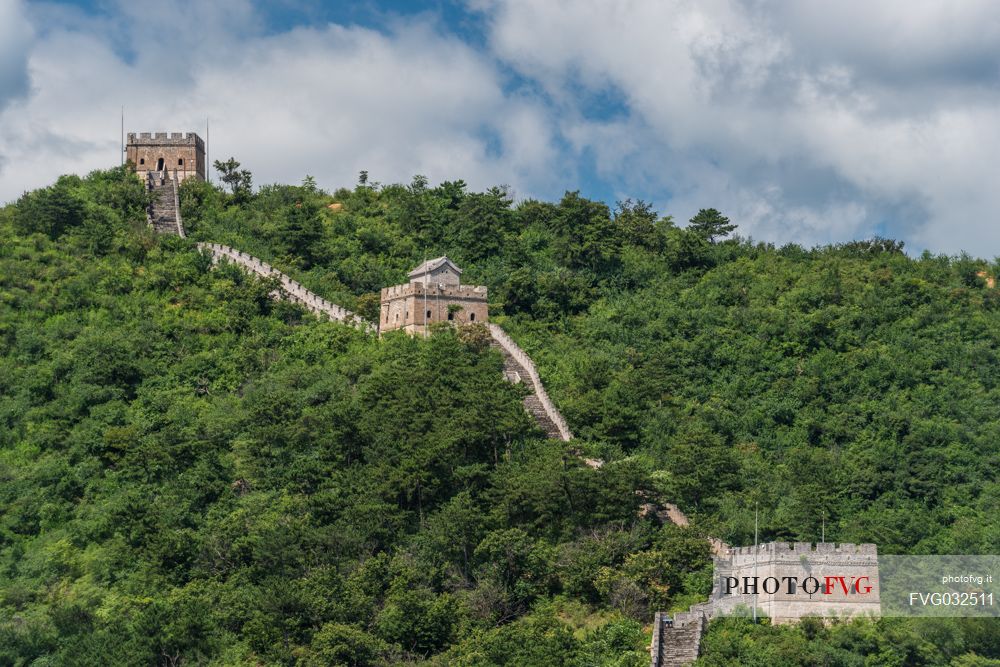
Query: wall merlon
724 541 878 562
196 243 373 332
128 132 204 147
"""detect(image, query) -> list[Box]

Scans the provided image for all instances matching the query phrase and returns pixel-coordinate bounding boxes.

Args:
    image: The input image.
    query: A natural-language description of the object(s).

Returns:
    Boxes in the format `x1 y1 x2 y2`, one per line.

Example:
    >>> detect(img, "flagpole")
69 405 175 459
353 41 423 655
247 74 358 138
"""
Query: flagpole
423 254 428 338
753 502 758 623
121 106 124 166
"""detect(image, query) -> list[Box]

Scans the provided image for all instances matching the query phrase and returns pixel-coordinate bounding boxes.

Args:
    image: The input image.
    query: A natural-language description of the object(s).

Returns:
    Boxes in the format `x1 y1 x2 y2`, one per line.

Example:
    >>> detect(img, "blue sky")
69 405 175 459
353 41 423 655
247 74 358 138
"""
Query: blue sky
3 0 1000 254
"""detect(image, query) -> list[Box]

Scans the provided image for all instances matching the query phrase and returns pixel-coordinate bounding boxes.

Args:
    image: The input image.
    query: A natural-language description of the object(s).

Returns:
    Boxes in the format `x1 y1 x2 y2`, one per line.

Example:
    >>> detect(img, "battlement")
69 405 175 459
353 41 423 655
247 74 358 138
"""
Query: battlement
727 541 877 557
128 132 205 148
381 283 488 300
380 260 488 334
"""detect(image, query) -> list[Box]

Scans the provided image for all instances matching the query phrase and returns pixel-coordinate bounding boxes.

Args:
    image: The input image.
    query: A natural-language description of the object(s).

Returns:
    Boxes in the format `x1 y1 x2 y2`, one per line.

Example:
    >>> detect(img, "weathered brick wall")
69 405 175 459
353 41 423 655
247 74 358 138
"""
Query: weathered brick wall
700 542 881 623
127 132 205 182
380 283 488 334
197 243 373 331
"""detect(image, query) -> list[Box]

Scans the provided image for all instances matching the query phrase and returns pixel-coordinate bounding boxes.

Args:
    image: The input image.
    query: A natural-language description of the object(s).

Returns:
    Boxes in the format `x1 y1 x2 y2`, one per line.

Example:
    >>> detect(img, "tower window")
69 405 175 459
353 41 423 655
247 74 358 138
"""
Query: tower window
426 310 431 319
178 158 184 166
447 312 454 321
470 313 476 321
139 158 145 165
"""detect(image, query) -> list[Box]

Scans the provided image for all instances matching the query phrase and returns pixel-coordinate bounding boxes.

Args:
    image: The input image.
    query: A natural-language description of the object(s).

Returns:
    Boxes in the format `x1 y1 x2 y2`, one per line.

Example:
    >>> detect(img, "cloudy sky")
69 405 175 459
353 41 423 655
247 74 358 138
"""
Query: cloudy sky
2 0 999 254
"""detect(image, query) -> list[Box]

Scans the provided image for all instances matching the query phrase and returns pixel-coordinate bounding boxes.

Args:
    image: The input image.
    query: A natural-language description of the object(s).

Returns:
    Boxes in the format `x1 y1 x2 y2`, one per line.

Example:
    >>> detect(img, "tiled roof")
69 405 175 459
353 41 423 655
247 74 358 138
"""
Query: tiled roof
408 256 462 278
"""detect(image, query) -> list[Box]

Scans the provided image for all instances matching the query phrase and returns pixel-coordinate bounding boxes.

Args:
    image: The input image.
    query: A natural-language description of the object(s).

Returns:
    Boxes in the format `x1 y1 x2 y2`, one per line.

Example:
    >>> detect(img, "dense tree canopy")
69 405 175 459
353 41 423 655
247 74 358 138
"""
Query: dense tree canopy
0 165 998 665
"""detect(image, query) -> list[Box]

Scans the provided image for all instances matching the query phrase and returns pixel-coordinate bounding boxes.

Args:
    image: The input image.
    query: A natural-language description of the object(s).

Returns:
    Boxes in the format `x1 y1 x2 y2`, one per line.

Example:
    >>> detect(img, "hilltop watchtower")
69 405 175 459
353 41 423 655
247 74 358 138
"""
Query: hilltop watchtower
126 132 205 182
379 257 488 335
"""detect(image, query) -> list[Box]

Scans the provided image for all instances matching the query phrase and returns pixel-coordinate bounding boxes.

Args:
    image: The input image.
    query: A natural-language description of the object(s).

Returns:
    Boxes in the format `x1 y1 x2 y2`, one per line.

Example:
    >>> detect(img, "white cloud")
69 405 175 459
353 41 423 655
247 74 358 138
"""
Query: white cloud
4 0 1000 254
0 1 558 204
475 0 1000 254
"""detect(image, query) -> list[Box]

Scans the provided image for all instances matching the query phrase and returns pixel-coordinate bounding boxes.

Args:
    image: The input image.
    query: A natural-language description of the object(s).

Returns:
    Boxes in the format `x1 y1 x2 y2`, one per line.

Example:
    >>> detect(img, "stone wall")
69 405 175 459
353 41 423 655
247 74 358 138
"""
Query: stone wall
487 323 573 441
197 243 373 332
694 541 881 624
127 132 205 182
380 282 488 334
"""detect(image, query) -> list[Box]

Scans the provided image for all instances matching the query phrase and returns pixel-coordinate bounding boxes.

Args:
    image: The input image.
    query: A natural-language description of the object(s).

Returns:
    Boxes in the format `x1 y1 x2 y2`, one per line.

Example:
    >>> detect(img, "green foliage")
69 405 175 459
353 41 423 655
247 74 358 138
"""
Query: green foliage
214 157 253 203
4 167 1000 665
696 617 1000 667
687 207 736 242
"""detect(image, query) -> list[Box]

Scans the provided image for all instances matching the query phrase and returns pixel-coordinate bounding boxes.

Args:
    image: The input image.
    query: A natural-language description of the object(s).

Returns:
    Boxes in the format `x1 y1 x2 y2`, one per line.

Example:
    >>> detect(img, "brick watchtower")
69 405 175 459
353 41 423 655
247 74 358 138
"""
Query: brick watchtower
379 257 488 335
126 132 205 182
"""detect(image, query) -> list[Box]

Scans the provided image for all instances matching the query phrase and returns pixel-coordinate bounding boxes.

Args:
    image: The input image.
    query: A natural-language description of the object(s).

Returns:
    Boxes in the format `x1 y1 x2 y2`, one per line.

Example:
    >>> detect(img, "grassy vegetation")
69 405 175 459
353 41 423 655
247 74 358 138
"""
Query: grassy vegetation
1 165 998 665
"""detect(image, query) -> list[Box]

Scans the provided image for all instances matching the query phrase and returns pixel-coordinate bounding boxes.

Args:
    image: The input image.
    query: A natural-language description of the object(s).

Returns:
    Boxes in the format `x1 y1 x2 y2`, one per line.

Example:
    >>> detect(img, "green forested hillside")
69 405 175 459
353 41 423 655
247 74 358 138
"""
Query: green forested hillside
1 167 998 665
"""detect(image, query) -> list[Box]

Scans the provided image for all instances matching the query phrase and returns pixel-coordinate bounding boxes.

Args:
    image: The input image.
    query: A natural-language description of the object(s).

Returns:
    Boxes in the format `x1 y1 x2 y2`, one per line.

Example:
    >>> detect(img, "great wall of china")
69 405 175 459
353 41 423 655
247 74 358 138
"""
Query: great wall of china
196 243 373 331
149 172 879 667
149 175 573 443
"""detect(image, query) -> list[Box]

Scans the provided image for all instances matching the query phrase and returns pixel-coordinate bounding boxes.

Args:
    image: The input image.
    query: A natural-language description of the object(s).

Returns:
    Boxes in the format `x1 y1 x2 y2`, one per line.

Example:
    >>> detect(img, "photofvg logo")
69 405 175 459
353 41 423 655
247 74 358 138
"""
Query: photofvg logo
705 545 999 620
723 574 874 597
703 542 883 622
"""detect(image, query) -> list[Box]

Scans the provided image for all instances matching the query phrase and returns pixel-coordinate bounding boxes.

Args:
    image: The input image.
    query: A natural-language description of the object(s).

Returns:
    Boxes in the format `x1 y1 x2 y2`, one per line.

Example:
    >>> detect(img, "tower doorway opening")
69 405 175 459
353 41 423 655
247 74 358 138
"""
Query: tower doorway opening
156 157 164 171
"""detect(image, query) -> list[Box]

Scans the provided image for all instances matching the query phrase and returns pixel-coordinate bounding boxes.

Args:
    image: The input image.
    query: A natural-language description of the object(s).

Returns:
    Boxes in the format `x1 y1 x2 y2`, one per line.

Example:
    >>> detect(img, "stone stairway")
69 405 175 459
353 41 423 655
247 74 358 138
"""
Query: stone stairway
143 205 570 430
197 243 374 331
487 323 573 441
146 171 185 236
651 612 705 667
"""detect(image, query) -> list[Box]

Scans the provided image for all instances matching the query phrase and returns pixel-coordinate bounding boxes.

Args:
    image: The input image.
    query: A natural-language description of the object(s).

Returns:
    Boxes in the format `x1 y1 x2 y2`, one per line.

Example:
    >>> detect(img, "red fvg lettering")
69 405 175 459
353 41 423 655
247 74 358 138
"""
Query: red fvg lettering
823 576 872 595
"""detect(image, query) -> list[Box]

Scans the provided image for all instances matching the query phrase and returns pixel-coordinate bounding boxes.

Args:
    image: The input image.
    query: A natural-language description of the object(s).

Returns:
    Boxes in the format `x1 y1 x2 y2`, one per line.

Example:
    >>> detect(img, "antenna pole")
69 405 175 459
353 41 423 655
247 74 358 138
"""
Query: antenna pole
121 106 124 166
423 254 428 338
206 117 210 183
753 502 758 623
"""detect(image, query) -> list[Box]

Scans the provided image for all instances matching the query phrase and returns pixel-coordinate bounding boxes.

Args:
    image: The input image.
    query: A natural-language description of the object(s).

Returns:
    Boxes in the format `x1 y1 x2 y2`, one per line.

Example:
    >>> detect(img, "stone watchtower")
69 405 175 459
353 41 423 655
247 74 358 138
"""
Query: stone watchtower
126 132 205 182
379 257 488 335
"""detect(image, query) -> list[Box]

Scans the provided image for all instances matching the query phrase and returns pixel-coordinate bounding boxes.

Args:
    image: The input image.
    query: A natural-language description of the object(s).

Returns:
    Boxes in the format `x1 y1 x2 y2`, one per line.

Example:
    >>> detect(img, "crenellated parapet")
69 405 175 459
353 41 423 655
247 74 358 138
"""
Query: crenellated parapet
197 243 374 332
129 132 205 148
126 131 205 182
725 541 877 560
488 323 573 441
380 257 488 335
380 283 488 300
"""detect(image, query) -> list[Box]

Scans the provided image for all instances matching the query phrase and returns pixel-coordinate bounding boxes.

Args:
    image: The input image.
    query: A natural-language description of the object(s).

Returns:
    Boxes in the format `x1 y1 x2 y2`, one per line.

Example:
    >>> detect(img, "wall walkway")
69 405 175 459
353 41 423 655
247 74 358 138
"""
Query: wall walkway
147 196 572 440
197 243 373 331
487 323 573 441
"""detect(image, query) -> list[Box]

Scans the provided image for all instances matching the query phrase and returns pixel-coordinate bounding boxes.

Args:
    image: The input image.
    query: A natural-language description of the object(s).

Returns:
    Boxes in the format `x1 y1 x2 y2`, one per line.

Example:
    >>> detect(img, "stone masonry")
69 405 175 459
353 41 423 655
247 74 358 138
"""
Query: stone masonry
146 171 184 236
127 132 205 182
380 257 488 335
197 243 373 331
651 541 880 666
651 612 704 667
693 541 881 624
487 323 573 441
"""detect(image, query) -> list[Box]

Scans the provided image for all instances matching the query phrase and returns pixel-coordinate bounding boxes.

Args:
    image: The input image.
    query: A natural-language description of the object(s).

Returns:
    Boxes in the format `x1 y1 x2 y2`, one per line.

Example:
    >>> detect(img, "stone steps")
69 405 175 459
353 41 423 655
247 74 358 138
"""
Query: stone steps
147 173 183 236
491 337 566 440
653 613 704 667
196 243 374 332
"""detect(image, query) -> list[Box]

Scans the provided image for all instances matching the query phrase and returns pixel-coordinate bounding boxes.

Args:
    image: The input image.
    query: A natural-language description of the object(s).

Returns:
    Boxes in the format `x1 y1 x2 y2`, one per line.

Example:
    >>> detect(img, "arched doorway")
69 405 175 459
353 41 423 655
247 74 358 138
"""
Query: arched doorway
156 157 164 171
